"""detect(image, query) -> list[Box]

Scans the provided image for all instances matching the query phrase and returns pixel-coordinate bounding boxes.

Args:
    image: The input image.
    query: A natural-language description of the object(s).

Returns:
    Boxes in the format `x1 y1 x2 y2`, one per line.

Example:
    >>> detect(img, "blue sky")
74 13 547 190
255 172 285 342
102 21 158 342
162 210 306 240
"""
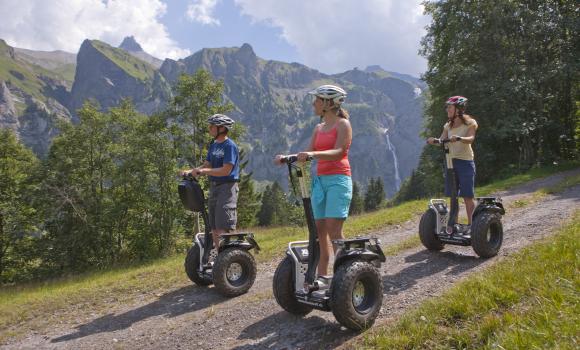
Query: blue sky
0 0 429 77
162 0 301 64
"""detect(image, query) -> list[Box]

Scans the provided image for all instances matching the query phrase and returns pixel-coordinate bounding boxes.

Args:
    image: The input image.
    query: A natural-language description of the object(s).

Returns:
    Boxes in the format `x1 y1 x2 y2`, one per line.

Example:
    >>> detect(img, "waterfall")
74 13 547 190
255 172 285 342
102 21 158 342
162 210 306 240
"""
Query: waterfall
384 130 402 192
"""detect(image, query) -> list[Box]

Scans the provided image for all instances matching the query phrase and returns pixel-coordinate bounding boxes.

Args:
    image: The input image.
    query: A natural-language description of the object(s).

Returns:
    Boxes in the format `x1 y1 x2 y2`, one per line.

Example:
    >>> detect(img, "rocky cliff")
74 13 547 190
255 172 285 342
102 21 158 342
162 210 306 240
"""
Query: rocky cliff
69 39 171 117
0 39 72 154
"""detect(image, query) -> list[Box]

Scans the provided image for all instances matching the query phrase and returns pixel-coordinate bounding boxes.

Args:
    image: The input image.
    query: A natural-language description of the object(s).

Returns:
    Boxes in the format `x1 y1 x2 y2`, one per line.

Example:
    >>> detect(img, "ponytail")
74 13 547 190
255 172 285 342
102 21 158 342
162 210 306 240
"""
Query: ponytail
338 107 349 119
322 98 349 119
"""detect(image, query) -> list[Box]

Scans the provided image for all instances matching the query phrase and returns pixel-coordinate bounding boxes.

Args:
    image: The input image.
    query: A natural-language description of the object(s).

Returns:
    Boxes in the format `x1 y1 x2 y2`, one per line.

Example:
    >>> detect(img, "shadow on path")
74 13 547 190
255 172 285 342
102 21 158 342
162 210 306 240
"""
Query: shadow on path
383 249 485 295
232 311 355 350
52 285 228 343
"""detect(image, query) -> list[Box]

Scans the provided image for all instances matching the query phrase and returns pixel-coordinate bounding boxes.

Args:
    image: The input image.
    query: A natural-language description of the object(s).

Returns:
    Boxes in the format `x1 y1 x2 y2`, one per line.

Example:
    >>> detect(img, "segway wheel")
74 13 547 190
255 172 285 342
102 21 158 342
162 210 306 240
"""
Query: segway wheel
419 209 445 251
185 243 213 286
213 248 257 297
471 212 503 258
331 260 383 331
273 256 313 316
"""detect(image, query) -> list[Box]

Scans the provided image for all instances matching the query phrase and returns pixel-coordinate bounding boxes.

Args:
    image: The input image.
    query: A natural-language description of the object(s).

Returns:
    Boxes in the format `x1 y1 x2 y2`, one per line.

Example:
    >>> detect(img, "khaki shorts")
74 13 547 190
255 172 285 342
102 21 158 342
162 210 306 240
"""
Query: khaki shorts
208 182 238 231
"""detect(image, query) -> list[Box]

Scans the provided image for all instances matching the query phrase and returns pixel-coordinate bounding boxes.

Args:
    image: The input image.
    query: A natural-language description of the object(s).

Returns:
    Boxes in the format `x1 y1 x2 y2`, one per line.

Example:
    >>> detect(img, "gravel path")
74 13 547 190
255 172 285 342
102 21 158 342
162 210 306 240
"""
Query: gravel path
3 169 579 350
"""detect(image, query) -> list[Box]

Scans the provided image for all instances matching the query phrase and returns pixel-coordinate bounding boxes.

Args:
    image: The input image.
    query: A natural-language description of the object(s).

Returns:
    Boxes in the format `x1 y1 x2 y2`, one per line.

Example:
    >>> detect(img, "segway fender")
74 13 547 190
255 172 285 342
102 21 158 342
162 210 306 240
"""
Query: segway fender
473 200 505 218
221 241 254 252
333 250 385 274
219 232 260 252
245 234 261 252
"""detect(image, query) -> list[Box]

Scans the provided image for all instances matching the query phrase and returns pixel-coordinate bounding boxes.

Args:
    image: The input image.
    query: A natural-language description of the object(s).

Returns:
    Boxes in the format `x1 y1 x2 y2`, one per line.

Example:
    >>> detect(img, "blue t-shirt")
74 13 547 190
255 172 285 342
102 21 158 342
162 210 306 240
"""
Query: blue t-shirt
205 138 240 182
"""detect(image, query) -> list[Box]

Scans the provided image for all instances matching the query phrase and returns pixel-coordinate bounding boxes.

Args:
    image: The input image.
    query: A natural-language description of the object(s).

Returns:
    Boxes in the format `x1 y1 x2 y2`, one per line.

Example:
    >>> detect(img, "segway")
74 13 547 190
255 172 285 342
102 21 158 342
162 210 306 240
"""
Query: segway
178 175 260 297
272 155 385 331
419 138 505 258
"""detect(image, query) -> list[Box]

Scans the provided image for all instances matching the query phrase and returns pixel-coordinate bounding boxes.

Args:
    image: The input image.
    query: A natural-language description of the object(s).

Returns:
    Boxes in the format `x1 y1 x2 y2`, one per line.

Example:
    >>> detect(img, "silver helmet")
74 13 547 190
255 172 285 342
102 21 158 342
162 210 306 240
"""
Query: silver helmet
207 114 235 130
308 84 347 105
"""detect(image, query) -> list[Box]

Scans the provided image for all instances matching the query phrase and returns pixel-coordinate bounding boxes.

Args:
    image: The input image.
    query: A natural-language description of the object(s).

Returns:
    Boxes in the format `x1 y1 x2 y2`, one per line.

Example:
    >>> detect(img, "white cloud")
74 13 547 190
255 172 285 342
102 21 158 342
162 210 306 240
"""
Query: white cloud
0 0 190 59
234 0 429 76
186 0 220 26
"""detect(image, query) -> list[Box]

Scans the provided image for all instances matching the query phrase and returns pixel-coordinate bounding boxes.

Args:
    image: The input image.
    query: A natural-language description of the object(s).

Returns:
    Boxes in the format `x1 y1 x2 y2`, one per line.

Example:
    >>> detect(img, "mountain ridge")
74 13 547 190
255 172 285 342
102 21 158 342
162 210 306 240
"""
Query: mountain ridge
0 37 426 195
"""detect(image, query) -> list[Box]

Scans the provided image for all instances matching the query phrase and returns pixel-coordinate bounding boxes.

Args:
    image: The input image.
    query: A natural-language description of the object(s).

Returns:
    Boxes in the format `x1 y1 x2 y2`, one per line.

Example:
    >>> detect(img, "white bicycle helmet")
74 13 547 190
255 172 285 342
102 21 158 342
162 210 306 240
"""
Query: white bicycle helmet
308 84 347 105
207 114 235 130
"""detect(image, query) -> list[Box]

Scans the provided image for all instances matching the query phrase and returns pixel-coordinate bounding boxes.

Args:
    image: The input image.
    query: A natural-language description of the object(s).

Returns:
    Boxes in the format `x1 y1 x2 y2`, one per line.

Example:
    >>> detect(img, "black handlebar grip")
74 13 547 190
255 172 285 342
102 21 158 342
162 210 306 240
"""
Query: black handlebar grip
280 154 313 163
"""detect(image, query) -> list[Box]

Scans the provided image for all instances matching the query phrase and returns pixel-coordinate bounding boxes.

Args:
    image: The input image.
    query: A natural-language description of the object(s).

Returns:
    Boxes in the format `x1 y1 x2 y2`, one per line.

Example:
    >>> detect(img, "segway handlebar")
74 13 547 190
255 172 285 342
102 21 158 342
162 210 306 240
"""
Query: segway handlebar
278 154 314 164
182 173 199 181
430 137 462 145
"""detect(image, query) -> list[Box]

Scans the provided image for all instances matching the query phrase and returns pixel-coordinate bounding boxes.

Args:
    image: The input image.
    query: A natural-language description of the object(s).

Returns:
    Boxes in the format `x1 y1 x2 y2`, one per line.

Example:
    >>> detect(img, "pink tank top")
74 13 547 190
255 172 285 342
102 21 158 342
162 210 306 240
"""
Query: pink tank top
313 125 351 176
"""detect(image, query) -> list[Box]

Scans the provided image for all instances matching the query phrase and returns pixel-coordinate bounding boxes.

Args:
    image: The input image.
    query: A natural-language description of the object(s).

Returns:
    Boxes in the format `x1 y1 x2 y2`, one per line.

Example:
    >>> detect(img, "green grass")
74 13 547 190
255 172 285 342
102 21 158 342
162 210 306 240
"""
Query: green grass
0 40 76 102
476 161 579 196
0 53 47 101
362 211 580 350
52 63 76 84
0 254 187 342
541 173 580 195
0 163 578 342
91 40 156 81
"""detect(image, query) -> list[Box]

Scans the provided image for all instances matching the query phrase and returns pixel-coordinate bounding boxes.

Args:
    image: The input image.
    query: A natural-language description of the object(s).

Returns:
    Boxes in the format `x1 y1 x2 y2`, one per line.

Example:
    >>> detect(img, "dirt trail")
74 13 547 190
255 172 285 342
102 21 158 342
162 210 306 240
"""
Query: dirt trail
3 169 579 350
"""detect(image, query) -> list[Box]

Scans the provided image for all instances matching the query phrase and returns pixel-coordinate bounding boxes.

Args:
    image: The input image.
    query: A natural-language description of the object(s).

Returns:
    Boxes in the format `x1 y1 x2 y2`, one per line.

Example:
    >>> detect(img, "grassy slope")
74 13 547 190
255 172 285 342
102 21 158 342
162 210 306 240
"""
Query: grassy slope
0 41 47 101
362 211 579 350
91 40 155 81
0 40 75 103
0 163 578 340
51 63 76 83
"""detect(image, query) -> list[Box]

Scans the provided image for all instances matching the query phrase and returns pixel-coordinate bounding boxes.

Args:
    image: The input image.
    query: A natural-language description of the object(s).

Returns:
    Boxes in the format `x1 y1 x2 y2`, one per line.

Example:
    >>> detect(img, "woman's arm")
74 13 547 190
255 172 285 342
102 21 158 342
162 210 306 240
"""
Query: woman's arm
451 124 477 144
427 126 448 145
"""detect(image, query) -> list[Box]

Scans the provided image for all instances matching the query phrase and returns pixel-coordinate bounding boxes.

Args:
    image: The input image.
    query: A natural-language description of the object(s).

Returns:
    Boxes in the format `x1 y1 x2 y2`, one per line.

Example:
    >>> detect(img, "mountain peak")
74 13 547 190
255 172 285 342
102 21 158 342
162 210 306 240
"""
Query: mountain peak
365 65 385 73
239 43 254 54
119 36 143 52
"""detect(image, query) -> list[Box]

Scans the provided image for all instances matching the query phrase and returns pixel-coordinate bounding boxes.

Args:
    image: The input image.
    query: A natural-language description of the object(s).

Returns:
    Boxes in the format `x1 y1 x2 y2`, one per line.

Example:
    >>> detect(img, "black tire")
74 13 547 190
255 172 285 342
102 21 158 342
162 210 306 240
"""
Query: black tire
184 244 213 286
419 209 445 251
331 260 383 331
213 248 257 297
471 212 503 258
273 256 313 316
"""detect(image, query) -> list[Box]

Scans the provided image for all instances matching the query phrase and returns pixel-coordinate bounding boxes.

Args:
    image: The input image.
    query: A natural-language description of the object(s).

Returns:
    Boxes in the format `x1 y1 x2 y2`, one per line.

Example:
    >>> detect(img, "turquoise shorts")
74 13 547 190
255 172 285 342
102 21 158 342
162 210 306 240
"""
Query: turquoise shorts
311 175 353 220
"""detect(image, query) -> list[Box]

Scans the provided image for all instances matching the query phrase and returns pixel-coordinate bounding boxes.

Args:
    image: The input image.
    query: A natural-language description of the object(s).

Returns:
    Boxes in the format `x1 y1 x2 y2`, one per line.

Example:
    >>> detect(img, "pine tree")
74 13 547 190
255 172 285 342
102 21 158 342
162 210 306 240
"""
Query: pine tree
257 184 274 226
375 176 385 208
349 181 364 215
237 149 261 228
364 178 376 211
257 181 288 226
364 177 385 212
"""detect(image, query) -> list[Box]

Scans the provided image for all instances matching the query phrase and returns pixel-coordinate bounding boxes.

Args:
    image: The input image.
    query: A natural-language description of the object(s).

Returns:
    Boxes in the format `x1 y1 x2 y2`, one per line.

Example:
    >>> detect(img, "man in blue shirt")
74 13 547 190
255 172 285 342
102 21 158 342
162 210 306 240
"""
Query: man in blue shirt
184 114 240 250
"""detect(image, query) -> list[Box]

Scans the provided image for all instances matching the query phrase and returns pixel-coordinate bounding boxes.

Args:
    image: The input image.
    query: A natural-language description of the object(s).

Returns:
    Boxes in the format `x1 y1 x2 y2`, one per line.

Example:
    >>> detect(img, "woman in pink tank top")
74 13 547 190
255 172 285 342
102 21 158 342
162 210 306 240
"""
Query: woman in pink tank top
295 84 354 277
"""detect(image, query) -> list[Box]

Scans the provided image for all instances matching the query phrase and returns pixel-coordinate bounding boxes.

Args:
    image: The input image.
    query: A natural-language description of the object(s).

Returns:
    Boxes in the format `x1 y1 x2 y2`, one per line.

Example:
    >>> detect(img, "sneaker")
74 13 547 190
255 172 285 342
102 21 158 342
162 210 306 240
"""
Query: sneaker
315 275 332 290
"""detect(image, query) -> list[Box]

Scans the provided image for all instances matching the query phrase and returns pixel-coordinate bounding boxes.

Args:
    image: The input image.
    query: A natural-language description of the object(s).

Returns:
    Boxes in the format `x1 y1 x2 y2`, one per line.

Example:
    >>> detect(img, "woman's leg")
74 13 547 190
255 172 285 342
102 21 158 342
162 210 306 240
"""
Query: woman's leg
326 219 346 274
325 218 346 252
456 159 476 225
316 219 332 276
317 218 345 276
464 197 475 225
